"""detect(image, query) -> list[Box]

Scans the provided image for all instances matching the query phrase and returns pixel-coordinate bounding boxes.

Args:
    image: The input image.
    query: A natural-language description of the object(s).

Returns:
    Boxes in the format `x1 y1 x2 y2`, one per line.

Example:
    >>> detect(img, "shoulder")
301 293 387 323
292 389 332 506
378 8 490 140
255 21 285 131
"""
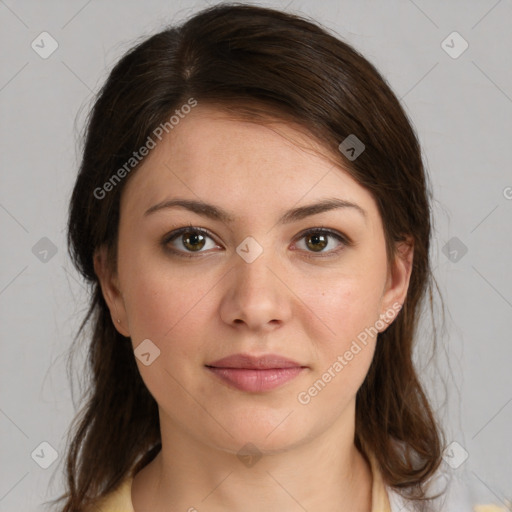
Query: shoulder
85 476 134 512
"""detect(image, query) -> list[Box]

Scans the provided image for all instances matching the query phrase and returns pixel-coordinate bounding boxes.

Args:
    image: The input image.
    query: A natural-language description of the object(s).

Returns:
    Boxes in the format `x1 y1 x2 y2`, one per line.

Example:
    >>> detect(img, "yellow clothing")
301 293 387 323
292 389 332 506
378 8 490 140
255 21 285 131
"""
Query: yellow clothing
92 451 391 512
473 508 509 512
91 453 507 512
93 475 133 512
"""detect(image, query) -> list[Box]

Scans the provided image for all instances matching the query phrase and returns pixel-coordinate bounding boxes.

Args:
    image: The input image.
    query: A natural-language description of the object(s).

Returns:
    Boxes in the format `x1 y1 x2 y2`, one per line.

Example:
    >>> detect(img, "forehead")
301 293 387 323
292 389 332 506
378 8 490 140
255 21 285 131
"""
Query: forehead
119 105 378 224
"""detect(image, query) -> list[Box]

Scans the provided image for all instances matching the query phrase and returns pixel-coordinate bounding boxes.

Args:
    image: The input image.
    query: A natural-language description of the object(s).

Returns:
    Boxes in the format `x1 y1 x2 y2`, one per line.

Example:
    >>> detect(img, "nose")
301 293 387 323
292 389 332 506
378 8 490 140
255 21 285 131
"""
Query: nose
219 248 293 332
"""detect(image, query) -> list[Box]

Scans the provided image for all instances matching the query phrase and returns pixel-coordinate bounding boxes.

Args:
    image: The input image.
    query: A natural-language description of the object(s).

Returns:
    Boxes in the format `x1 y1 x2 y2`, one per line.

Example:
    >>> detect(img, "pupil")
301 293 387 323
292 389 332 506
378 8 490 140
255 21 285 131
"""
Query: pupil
307 233 327 252
183 231 205 251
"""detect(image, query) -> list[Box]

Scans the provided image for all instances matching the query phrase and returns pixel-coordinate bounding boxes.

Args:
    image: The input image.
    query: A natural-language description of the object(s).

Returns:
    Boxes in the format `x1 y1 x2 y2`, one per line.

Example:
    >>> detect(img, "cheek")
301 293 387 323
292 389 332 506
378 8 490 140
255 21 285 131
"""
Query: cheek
119 250 219 368
319 290 378 377
302 269 384 343
120 265 214 403
297 283 380 410
295 263 385 399
124 271 207 342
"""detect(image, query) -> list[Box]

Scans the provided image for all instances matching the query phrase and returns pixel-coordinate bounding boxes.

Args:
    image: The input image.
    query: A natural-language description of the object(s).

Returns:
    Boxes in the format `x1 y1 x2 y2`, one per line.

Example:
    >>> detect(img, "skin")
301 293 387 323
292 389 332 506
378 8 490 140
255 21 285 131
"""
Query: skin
94 104 413 512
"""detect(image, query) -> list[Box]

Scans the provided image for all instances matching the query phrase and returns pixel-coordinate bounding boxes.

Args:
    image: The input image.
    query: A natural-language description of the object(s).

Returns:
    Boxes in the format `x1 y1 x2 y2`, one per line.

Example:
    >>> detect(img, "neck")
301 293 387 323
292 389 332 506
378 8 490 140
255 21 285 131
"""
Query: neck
131 408 373 512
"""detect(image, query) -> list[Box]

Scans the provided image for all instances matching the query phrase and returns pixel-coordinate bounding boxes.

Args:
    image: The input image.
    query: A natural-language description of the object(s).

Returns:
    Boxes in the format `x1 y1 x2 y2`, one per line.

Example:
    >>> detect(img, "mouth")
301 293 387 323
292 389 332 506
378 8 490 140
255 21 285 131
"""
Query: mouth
205 353 308 392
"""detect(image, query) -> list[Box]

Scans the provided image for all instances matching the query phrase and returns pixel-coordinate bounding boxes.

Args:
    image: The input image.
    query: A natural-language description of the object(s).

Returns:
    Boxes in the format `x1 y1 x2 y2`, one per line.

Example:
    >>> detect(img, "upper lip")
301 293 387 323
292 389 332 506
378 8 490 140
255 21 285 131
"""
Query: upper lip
206 353 306 369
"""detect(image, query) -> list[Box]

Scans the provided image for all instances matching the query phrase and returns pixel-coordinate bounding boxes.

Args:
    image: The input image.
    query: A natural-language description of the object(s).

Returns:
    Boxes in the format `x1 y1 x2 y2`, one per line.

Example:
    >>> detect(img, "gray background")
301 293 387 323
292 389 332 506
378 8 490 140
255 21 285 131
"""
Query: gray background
0 0 511 510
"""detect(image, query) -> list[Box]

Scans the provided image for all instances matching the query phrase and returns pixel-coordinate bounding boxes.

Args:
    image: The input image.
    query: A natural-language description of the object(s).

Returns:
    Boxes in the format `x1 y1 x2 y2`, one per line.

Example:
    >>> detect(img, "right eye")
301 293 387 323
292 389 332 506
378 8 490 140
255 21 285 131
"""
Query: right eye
162 226 221 258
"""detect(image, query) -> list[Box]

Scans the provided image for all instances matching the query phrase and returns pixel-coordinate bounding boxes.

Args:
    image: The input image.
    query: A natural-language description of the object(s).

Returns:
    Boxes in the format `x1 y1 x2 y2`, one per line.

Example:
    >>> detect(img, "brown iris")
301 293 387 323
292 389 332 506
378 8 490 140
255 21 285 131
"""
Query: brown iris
182 231 206 251
305 232 328 252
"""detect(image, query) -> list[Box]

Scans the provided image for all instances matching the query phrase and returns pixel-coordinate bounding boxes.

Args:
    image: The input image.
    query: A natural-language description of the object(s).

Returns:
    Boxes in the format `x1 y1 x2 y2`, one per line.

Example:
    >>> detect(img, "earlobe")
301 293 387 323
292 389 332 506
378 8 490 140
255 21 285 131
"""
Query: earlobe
378 236 414 332
93 246 130 337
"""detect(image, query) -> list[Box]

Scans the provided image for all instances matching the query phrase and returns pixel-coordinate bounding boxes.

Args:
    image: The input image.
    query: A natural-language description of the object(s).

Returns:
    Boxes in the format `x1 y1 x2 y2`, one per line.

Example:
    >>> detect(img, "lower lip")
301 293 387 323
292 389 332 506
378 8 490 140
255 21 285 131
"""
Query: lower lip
206 367 305 392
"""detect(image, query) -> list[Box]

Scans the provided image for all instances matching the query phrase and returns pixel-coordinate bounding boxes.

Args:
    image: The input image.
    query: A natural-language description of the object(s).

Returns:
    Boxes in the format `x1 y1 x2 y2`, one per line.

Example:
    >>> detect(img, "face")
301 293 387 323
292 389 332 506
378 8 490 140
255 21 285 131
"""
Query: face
95 105 413 455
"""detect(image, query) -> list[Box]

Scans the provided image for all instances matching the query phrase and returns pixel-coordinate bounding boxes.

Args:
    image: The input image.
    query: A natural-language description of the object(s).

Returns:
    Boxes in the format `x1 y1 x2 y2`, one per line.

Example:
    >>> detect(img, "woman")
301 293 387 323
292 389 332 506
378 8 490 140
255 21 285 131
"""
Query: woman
52 3 500 511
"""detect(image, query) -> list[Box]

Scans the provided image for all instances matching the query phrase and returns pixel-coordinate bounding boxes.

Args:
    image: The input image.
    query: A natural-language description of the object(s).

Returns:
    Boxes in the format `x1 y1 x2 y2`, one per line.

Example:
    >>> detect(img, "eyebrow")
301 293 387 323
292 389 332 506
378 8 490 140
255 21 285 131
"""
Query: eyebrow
144 197 367 224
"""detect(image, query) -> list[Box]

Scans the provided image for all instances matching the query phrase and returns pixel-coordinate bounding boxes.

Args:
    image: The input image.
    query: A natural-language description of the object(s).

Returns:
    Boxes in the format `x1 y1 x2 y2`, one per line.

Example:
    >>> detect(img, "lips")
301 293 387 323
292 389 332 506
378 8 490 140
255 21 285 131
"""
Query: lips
206 353 305 370
205 353 307 392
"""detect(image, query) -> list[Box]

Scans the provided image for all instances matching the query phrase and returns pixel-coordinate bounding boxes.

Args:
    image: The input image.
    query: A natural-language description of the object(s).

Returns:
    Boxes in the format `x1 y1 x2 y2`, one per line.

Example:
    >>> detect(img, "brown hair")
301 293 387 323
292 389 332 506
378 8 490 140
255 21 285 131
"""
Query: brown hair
52 3 446 510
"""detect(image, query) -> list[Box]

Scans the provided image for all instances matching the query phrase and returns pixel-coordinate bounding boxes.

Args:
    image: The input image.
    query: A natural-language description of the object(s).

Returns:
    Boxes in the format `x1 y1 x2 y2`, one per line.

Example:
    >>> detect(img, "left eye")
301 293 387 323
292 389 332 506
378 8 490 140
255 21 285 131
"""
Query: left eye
293 228 348 255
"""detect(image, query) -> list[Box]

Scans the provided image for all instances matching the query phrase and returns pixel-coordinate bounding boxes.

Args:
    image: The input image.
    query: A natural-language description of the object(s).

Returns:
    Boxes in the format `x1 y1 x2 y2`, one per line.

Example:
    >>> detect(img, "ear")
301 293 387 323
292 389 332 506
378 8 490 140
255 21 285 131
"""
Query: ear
93 245 130 337
377 236 414 332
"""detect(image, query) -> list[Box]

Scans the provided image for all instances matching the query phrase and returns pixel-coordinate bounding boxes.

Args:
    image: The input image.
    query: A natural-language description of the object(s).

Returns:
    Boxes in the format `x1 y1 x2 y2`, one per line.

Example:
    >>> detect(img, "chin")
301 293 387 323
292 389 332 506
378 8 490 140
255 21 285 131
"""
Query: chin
202 408 309 455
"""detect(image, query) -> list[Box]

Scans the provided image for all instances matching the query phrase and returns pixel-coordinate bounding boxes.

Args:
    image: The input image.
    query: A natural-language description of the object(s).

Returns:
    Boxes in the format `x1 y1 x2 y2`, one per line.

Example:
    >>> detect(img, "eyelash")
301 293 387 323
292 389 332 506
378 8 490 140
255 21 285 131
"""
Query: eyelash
161 223 352 260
